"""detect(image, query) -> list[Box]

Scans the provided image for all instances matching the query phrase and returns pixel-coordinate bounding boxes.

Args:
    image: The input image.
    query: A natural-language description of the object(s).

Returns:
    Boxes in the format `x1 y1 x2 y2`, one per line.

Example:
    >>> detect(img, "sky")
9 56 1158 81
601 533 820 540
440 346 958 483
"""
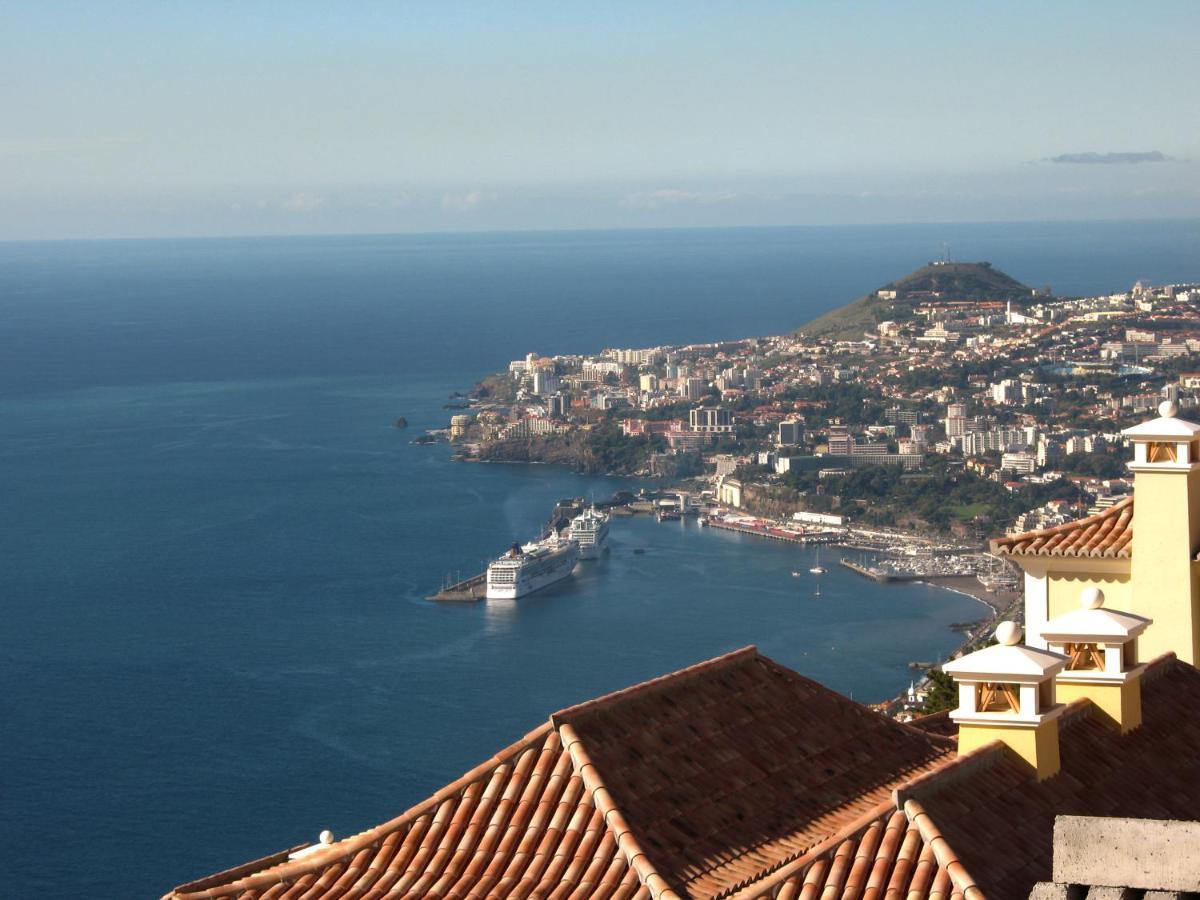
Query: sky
2 1 1199 240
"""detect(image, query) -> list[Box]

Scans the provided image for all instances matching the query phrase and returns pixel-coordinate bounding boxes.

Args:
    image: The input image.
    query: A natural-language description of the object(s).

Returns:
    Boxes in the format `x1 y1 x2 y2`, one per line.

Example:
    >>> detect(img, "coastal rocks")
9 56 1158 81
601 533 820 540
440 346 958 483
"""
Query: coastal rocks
394 416 408 428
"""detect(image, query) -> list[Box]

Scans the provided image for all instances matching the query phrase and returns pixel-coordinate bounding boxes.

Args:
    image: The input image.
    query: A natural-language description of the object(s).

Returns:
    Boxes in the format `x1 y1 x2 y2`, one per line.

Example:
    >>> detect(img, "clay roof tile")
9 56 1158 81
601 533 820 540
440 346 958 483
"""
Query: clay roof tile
989 497 1133 559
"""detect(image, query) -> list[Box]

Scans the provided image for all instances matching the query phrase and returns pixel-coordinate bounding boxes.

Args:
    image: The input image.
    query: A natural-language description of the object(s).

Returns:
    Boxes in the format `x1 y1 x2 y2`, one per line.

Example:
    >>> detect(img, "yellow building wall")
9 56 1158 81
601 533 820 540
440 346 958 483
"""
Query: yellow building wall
1046 573 1132 622
1128 467 1200 666
958 720 1060 781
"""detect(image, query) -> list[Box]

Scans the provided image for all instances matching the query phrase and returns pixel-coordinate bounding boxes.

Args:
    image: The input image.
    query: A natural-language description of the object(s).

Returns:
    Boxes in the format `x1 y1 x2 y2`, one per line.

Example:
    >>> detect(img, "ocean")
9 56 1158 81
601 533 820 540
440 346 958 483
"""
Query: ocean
2 220 1198 898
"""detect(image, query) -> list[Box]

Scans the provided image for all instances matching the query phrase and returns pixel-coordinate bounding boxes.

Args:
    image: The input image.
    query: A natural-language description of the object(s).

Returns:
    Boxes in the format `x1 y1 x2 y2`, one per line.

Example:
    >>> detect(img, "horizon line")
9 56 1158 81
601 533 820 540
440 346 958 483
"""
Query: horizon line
3 214 1199 247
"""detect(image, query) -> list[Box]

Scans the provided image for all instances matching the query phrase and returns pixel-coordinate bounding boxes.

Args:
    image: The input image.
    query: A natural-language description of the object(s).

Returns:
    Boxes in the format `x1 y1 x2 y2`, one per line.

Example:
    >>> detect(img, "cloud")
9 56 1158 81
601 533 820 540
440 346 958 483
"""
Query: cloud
281 192 325 213
1044 151 1174 165
619 188 739 210
0 134 144 156
442 190 485 212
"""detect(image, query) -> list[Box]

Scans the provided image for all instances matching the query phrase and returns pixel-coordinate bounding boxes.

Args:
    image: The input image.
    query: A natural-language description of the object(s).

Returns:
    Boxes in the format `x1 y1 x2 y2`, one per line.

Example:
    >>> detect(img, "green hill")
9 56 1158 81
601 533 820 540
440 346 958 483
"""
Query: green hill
798 261 1035 340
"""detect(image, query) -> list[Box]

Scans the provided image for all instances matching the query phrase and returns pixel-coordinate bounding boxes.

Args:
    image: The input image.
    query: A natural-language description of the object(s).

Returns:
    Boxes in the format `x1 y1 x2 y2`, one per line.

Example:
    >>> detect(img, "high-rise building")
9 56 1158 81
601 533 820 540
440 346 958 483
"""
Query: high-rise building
826 425 853 456
689 407 733 433
531 371 560 396
944 402 969 438
683 377 707 401
778 421 804 445
884 406 919 426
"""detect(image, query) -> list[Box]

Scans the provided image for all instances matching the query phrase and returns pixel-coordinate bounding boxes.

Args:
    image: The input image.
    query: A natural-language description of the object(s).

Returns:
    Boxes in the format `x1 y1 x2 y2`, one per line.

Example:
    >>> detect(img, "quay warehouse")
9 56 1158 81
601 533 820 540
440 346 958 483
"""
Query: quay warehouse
166 402 1200 900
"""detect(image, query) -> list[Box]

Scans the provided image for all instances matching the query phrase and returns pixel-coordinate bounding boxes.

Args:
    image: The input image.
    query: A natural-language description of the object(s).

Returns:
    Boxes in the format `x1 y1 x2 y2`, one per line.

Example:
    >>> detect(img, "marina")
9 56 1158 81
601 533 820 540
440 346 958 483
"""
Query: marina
700 513 842 545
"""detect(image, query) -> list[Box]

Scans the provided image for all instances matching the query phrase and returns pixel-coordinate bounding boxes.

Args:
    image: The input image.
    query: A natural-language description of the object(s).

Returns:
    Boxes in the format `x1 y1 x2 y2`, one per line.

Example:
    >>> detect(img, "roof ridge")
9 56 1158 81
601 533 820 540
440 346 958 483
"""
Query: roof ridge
558 720 682 900
891 740 1006 808
756 653 959 750
168 721 555 899
550 645 758 724
903 797 985 900
1141 651 1178 683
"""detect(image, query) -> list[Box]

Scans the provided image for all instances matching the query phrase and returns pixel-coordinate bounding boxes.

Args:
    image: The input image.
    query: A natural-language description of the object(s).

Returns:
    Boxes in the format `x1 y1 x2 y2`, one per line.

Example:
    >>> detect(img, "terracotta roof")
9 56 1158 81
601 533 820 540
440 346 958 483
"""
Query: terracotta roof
900 654 1200 900
165 648 955 900
989 496 1133 559
732 803 956 900
165 650 1200 900
551 650 954 898
904 710 959 739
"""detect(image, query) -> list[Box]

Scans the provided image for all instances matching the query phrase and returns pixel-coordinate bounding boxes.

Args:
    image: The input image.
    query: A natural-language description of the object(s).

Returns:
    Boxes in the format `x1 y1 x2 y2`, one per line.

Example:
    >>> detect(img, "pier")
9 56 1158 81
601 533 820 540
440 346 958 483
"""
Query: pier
703 517 841 545
428 572 486 602
838 558 921 583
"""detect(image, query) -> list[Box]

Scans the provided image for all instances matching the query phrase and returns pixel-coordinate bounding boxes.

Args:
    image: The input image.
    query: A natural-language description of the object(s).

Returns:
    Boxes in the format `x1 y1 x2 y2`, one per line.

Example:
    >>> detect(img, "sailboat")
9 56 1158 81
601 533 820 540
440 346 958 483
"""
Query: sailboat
809 543 826 575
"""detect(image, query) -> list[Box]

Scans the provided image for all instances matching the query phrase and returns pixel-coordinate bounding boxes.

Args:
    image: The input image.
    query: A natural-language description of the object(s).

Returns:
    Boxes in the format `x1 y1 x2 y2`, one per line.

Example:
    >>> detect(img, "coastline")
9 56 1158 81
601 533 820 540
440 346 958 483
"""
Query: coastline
918 576 1012 617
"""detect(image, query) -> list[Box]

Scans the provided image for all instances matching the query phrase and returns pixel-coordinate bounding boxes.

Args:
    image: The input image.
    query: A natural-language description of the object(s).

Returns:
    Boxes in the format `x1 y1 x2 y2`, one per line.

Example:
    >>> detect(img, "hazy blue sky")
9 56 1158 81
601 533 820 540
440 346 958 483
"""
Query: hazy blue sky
3 1 1198 239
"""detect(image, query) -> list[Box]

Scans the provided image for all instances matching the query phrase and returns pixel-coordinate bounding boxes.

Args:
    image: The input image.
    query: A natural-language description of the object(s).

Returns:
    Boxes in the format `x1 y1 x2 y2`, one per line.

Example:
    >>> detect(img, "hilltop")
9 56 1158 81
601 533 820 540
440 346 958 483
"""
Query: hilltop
798 261 1036 340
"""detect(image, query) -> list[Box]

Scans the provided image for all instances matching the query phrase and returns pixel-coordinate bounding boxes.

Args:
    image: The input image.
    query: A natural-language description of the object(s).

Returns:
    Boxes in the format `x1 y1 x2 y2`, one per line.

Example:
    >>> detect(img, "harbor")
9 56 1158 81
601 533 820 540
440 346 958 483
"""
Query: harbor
426 488 694 601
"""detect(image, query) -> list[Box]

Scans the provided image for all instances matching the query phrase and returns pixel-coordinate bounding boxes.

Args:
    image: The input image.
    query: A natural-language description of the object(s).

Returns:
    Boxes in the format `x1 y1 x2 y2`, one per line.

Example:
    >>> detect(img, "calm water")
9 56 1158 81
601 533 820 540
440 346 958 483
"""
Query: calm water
3 222 1198 898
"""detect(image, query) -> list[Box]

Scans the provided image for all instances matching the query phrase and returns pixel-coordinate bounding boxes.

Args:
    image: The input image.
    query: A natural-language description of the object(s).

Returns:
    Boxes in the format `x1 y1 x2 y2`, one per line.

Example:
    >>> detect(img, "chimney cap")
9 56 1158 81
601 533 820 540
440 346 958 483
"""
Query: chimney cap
1041 588 1150 644
1121 404 1200 440
942 641 1067 683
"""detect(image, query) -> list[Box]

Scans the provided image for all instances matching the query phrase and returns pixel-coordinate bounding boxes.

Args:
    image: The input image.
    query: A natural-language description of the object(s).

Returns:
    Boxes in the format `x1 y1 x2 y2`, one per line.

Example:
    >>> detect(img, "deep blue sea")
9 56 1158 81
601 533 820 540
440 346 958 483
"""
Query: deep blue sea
3 221 1198 898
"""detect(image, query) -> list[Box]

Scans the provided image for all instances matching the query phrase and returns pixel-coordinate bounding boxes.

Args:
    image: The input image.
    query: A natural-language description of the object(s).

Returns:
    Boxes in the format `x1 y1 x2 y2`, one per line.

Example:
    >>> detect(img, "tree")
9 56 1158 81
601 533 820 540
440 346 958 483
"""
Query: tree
921 669 957 714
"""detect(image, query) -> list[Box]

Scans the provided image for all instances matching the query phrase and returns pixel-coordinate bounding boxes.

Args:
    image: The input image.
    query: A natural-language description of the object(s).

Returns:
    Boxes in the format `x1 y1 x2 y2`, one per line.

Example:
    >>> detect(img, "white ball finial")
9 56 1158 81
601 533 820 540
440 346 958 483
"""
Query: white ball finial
1160 399 1179 419
995 621 1022 646
1081 586 1104 609
319 830 334 846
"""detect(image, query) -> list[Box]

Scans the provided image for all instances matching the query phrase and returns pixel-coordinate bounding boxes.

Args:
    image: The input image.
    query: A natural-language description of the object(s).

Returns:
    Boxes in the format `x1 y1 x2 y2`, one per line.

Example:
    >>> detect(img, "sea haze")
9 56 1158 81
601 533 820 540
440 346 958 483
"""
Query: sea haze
2 220 1198 898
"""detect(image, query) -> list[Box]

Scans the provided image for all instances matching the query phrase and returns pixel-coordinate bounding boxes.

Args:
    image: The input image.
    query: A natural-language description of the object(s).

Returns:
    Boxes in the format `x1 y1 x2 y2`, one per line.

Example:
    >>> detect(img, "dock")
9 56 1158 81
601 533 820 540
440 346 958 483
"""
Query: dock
838 558 919 583
703 518 840 545
428 572 486 602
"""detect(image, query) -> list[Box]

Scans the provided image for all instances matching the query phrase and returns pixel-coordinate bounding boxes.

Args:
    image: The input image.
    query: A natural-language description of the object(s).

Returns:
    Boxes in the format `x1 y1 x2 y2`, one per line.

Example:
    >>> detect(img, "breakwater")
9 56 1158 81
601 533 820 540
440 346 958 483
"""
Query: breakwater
428 572 487 602
838 558 920 583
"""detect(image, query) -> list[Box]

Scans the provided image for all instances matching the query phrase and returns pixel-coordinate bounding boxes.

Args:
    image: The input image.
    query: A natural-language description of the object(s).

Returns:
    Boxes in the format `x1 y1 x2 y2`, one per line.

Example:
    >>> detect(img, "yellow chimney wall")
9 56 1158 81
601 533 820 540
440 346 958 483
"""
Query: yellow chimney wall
1128 466 1200 665
957 720 1061 782
1055 680 1142 734
1046 575 1132 622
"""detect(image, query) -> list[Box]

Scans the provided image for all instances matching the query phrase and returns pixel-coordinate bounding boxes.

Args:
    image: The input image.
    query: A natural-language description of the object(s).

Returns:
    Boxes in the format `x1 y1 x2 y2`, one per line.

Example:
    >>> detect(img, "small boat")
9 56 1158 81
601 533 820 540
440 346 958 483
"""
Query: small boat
791 570 802 577
809 546 826 575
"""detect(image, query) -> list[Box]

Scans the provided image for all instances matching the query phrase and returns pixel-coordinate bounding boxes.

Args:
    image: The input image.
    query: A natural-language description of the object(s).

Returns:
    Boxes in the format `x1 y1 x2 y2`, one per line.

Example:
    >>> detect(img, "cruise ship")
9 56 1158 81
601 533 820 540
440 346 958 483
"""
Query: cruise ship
568 507 610 559
486 535 580 599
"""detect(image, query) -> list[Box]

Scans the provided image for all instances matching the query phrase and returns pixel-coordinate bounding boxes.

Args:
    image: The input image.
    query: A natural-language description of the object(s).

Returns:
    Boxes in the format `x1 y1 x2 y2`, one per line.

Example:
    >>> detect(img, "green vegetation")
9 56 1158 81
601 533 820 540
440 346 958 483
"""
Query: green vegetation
473 372 518 402
781 461 1082 532
799 261 1035 340
582 421 659 474
920 669 958 714
1060 451 1126 479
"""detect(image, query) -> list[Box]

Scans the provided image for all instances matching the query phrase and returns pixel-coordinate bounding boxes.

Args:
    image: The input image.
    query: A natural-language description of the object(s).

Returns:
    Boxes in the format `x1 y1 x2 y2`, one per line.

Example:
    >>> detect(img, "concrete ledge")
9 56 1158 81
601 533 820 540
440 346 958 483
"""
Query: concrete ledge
1028 882 1081 900
1052 816 1200 891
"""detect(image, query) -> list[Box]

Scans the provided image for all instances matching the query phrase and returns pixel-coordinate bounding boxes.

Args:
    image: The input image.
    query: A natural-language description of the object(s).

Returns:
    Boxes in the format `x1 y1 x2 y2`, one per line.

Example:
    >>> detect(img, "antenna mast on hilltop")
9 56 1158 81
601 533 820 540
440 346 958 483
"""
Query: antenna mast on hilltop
940 241 952 264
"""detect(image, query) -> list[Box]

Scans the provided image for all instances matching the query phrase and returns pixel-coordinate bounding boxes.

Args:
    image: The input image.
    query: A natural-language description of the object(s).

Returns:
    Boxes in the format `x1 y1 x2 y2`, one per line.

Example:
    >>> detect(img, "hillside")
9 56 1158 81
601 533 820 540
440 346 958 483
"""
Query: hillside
798 261 1035 340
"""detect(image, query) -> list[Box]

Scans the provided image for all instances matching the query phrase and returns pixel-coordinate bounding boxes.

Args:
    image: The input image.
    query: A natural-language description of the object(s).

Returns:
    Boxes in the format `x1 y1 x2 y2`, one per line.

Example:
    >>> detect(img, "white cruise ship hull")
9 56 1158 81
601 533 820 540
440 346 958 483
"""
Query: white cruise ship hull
568 512 610 560
486 541 579 599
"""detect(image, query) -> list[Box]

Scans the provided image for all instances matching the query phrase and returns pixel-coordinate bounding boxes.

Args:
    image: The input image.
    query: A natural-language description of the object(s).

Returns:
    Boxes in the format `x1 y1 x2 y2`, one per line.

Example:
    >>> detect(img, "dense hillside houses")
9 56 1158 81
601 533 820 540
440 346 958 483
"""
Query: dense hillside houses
448 271 1200 535
166 403 1200 899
